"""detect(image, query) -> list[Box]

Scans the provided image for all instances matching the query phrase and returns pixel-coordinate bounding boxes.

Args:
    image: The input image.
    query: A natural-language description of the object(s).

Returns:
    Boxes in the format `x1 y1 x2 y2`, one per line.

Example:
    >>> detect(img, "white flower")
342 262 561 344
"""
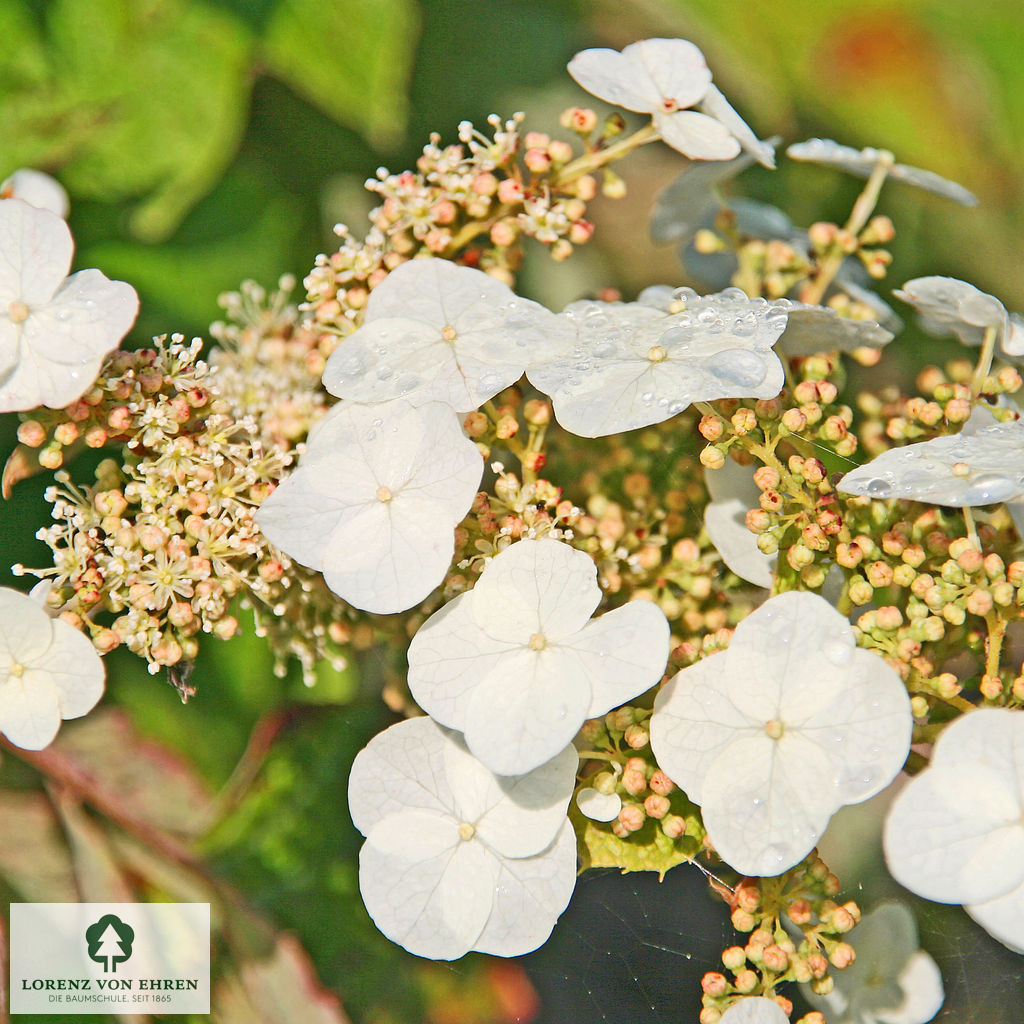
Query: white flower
322 257 572 411
837 419 1024 507
0 199 138 412
893 276 1024 356
650 591 912 875
347 716 578 960
1 169 70 218
718 998 789 1024
883 708 1024 954
786 139 978 207
773 300 894 358
0 587 105 750
255 399 482 614
408 538 670 776
800 902 943 1024
568 39 774 166
575 787 622 822
527 288 788 438
703 458 775 588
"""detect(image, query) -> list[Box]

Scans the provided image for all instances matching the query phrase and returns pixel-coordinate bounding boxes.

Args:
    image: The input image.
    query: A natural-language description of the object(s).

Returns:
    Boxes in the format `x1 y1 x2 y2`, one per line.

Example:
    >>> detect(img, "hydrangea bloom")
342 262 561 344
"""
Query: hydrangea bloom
527 288 788 438
837 419 1024 507
0 587 105 750
884 708 1024 953
786 139 978 207
255 399 482 614
893 276 1024 357
800 902 943 1024
347 716 578 960
703 458 775 589
1 169 70 218
408 537 670 776
568 39 774 166
650 591 912 875
0 199 139 412
718 998 789 1024
322 257 572 411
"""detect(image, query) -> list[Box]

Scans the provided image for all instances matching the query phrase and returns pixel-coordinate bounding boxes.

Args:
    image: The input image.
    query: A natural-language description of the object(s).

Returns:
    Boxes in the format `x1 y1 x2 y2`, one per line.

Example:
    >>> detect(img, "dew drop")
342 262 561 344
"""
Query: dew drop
864 478 892 497
823 638 854 666
961 473 1019 505
707 348 767 388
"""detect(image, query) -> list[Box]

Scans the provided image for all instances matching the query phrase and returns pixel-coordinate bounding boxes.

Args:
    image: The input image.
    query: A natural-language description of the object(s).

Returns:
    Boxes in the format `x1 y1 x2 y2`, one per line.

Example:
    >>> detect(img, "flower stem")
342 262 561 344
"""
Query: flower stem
555 123 660 187
970 324 999 398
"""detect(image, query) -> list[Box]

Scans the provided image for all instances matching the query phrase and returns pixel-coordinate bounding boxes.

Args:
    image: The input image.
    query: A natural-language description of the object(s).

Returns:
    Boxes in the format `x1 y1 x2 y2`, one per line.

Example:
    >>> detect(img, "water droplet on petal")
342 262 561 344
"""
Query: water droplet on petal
865 478 892 496
962 473 1019 505
707 349 767 388
824 638 854 666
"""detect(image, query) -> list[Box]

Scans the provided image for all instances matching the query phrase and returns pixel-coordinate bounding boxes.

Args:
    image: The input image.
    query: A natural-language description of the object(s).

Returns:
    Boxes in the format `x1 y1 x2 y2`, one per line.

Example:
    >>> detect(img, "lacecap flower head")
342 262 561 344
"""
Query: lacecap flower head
408 537 670 776
568 38 774 167
348 716 578 960
650 591 912 875
0 586 105 750
255 398 482 614
0 199 138 412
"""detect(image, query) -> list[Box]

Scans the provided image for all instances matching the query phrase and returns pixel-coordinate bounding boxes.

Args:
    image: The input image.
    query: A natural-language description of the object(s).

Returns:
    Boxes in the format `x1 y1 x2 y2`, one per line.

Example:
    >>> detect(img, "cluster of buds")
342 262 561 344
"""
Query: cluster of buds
698 855 860 1023
303 108 629 339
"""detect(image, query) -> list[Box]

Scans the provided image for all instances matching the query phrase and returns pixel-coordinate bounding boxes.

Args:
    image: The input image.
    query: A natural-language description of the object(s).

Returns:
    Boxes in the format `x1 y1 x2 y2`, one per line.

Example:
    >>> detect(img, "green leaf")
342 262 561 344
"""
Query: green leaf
0 0 255 241
262 0 419 147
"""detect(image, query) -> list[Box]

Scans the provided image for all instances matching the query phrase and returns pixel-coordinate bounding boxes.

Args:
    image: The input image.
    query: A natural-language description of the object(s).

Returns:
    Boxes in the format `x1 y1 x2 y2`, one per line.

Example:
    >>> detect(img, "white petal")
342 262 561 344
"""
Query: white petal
0 588 54 666
797 647 912 805
718 997 790 1024
1 170 70 219
928 706 1024 781
562 600 670 717
473 819 578 956
965 877 1024 955
698 84 776 168
471 743 578 858
894 276 1007 339
0 199 72 305
704 459 775 588
358 809 496 960
0 672 61 750
347 717 457 836
576 788 622 822
883 760 1024 905
774 301 893 357
470 538 601 643
463 647 593 776
653 109 741 162
838 420 1024 507
34 618 105 720
568 39 711 114
701 730 839 875
407 591 514 730
885 950 945 1024
650 654 757 804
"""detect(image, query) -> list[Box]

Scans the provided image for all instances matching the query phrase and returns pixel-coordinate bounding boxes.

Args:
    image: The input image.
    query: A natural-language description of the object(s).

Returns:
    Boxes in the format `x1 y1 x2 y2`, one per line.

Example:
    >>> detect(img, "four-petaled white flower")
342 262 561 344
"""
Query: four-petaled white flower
883 708 1024 955
322 257 573 412
1 169 70 218
787 139 978 207
347 716 578 960
837 419 1024 507
527 288 789 438
893 276 1024 357
718 998 789 1024
0 199 139 412
0 587 105 750
703 458 775 589
800 902 944 1024
650 591 912 875
255 399 483 614
568 39 774 166
408 537 670 776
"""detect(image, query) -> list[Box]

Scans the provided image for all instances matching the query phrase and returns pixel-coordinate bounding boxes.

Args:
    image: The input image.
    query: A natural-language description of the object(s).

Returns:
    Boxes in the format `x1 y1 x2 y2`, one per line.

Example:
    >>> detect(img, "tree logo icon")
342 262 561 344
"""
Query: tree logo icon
85 915 135 973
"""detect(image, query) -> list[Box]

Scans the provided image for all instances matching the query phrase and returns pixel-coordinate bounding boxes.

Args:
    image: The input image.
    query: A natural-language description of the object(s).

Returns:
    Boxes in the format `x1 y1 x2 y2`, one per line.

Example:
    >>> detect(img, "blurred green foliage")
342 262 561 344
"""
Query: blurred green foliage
2 1 1024 1021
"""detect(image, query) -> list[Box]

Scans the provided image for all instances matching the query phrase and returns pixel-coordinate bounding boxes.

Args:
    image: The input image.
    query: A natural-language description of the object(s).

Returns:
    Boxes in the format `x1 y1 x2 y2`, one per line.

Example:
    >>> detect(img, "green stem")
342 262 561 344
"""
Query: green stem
555 123 660 186
970 324 999 398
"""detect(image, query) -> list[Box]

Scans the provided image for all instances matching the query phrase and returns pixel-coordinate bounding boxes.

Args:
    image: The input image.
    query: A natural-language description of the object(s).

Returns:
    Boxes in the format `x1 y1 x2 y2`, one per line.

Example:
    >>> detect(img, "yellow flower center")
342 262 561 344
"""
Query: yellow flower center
375 486 393 503
528 632 547 651
9 661 25 678
441 324 458 342
7 300 30 324
647 345 668 363
458 821 475 841
764 719 785 740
